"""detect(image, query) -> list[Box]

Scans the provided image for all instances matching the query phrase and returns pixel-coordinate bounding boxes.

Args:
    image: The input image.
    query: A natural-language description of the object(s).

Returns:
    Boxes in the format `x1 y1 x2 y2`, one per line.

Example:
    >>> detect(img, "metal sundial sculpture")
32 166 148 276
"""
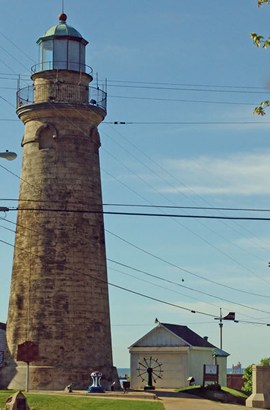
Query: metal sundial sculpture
137 357 163 390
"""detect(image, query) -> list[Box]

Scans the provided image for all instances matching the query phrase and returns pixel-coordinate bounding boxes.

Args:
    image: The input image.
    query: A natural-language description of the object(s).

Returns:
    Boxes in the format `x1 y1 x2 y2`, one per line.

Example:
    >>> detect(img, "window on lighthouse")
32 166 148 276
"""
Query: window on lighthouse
41 40 53 70
54 39 68 70
68 41 80 71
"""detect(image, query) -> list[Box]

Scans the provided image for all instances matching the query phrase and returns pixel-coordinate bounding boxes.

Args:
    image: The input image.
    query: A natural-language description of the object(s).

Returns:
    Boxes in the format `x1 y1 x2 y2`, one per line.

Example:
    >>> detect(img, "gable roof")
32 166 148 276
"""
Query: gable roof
129 322 218 349
160 323 215 348
213 347 230 357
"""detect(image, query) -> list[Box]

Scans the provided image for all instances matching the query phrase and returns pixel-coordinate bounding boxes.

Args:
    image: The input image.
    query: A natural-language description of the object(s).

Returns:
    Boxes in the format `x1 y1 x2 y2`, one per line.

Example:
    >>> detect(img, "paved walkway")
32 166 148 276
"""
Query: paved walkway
158 392 261 410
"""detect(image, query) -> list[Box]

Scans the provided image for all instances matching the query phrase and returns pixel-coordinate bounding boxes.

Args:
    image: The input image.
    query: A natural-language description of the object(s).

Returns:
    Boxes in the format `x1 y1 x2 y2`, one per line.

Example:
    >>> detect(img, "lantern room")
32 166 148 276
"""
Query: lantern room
36 13 88 72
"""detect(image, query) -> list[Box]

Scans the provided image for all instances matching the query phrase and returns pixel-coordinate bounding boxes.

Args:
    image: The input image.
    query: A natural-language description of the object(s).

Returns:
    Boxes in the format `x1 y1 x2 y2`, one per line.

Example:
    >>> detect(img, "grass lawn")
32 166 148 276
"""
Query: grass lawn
176 385 248 405
0 391 164 410
222 386 248 398
177 385 247 398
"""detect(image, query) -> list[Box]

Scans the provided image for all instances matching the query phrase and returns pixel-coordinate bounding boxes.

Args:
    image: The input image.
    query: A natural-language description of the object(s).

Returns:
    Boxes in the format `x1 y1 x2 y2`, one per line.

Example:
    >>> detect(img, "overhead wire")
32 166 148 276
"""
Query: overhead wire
0 221 270 322
6 205 270 221
107 83 270 95
3 199 270 213
0 32 268 318
105 229 270 306
2 213 270 303
0 29 268 334
0 222 270 326
107 78 268 91
1 117 268 306
103 124 270 284
1 81 270 298
105 120 270 125
108 94 256 106
0 236 217 319
107 258 270 300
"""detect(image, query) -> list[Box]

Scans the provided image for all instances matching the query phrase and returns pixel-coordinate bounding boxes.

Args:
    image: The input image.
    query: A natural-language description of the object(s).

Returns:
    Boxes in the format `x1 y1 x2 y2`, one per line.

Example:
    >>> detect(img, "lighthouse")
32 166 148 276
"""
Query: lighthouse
1 13 117 390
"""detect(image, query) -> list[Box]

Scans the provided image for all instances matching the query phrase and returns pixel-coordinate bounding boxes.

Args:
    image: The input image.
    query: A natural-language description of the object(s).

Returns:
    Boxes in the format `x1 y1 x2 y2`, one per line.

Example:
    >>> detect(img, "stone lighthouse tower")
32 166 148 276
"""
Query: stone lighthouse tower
1 13 117 390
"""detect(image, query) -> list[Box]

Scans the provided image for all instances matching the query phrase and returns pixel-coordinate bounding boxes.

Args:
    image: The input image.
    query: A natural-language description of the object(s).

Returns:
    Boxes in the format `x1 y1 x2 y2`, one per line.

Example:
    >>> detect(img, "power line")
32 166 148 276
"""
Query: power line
104 203 270 213
3 199 270 213
5 206 270 221
0 31 35 64
107 79 267 91
0 12 270 334
107 83 270 95
0 237 217 319
102 126 270 286
2 215 269 305
109 95 255 106
103 124 270 284
1 230 270 322
108 259 270 300
0 71 267 90
106 231 270 310
0 133 268 322
1 73 268 302
1 146 268 300
105 120 270 125
0 95 15 108
109 265 219 309
1 72 269 300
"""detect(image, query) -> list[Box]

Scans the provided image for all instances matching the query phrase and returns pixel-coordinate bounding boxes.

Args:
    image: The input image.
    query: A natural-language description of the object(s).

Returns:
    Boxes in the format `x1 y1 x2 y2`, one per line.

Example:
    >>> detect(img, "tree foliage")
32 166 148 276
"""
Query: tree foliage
258 0 270 7
242 358 270 394
251 1 270 115
242 364 253 394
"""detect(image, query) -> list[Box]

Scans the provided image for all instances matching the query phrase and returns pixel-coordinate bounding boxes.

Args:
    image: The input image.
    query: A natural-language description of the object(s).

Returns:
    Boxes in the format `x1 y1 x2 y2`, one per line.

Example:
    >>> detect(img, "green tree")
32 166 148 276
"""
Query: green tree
242 364 253 394
258 0 270 7
250 1 270 114
242 358 270 394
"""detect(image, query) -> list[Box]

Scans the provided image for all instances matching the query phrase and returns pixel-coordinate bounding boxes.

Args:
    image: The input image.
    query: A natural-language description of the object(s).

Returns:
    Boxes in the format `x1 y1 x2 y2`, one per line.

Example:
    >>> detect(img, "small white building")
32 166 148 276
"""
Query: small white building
129 322 229 389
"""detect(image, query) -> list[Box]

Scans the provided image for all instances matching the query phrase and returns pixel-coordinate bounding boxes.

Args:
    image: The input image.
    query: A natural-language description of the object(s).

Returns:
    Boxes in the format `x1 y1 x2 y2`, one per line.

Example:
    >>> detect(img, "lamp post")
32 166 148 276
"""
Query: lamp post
0 150 17 161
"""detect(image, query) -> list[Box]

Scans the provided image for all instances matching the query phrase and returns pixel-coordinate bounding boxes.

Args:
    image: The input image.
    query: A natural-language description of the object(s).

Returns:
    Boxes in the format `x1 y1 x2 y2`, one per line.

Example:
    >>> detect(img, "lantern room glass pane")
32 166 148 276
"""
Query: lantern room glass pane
68 41 80 71
41 40 53 71
54 39 68 69
80 44 85 71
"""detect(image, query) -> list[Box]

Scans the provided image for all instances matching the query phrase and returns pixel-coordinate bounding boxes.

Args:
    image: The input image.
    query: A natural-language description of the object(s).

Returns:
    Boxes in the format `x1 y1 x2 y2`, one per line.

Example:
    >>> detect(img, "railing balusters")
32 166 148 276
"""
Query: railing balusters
16 83 107 112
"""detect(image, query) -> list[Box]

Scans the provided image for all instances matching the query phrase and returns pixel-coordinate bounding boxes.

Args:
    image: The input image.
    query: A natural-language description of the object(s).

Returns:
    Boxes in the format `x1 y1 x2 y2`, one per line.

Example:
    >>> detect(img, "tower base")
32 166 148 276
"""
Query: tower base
0 363 119 391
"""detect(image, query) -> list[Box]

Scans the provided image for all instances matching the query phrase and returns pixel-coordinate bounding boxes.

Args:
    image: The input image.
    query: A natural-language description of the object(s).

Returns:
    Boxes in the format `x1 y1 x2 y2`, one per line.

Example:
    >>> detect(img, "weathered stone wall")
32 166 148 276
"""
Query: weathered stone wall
2 71 117 390
246 365 270 408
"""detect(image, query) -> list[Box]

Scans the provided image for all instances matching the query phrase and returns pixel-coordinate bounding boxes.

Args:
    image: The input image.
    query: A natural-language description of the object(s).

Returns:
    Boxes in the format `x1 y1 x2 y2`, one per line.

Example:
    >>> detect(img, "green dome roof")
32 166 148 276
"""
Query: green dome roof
44 22 82 39
37 14 87 44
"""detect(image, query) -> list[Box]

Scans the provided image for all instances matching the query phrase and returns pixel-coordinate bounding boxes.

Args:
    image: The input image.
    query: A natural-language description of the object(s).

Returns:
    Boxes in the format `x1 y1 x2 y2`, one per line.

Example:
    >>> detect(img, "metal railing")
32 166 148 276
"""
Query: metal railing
16 83 107 112
31 62 93 76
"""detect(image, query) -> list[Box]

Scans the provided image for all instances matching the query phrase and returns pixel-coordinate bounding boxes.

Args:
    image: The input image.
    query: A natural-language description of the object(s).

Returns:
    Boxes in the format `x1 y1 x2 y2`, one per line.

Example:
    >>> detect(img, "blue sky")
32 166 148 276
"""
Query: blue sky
1 0 270 371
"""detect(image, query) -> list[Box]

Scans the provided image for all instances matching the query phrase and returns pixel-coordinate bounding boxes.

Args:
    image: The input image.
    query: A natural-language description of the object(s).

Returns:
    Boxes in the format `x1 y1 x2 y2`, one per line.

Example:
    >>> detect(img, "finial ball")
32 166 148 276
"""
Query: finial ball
59 13 67 22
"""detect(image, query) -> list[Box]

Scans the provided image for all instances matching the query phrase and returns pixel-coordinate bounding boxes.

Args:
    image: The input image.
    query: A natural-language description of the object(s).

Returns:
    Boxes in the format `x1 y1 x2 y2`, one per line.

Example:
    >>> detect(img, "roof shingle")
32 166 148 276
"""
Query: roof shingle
161 323 215 348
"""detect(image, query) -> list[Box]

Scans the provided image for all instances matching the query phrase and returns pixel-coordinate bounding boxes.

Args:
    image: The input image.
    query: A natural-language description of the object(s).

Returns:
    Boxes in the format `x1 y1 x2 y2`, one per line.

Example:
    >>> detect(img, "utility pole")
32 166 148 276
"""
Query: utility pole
214 309 236 350
218 308 223 350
